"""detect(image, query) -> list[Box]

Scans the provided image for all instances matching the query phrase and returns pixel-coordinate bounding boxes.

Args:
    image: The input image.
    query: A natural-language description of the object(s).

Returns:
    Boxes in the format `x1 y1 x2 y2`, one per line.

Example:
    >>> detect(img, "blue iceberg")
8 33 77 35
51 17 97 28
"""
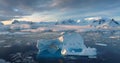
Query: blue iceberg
36 32 97 59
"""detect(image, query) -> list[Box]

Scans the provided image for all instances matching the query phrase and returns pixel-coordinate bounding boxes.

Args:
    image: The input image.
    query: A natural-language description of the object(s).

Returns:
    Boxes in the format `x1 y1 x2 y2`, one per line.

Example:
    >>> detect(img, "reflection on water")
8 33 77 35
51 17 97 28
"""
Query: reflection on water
38 57 98 63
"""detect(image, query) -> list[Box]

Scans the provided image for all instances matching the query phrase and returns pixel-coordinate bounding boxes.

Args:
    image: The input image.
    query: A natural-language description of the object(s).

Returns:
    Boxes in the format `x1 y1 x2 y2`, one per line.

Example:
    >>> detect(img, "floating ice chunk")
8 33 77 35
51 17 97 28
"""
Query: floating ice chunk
0 59 10 63
3 45 12 48
0 32 9 35
96 43 107 46
0 40 5 43
109 36 120 39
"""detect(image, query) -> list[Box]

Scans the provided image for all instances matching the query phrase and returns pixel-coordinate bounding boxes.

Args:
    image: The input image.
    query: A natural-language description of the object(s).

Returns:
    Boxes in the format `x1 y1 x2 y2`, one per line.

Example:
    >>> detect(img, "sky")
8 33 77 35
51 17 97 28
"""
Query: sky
0 0 120 23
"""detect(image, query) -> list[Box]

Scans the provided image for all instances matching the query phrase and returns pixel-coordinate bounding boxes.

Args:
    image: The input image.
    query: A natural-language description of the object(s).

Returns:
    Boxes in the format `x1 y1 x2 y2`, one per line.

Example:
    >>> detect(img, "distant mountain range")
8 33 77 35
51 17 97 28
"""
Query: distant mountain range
0 17 119 32
85 17 120 28
5 17 120 28
56 17 120 28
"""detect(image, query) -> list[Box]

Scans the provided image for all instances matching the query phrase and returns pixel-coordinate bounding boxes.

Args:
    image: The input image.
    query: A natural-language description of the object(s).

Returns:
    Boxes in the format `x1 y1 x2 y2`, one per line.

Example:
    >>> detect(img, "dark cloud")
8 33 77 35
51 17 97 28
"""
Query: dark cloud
51 0 120 10
0 16 22 21
0 0 120 21
0 0 51 14
0 0 52 21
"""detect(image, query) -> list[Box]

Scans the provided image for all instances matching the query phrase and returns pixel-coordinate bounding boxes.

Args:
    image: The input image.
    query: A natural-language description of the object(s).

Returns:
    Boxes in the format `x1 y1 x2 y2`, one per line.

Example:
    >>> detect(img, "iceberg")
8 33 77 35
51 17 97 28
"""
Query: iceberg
37 32 97 58
61 32 97 58
36 36 63 58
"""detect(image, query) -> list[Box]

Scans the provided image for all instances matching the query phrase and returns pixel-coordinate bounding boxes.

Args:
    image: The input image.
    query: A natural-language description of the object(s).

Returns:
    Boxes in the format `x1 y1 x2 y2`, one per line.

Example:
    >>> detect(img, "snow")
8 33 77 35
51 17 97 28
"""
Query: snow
56 19 81 25
83 17 120 29
55 17 119 29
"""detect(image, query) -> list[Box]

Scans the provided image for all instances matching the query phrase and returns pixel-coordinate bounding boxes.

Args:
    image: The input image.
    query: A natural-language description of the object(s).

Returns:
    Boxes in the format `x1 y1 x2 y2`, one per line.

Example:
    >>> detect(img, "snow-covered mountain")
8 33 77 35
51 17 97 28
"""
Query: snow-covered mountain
8 20 32 31
0 22 4 25
56 19 81 25
97 19 120 28
12 20 33 24
84 17 120 28
9 17 120 29
12 20 57 29
0 17 120 32
56 17 120 28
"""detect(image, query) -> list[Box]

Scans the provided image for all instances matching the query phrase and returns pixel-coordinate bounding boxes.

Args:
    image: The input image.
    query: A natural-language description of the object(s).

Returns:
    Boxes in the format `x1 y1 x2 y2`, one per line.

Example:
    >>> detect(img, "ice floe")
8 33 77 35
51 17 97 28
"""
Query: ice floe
96 43 107 46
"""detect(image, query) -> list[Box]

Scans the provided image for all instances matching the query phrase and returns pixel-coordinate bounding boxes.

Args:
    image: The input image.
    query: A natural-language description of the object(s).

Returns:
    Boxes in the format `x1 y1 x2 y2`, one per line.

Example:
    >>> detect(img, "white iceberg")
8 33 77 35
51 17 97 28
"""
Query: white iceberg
61 32 97 58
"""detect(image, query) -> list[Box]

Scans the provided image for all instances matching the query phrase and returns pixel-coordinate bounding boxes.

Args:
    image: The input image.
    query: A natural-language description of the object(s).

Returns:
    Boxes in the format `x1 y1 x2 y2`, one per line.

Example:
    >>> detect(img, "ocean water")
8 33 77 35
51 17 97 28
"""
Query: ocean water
0 31 120 63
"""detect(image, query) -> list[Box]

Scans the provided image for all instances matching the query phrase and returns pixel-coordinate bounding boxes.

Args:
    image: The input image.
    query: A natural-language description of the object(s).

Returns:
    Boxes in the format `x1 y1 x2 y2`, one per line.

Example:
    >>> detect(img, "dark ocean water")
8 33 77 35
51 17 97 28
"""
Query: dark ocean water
0 31 120 63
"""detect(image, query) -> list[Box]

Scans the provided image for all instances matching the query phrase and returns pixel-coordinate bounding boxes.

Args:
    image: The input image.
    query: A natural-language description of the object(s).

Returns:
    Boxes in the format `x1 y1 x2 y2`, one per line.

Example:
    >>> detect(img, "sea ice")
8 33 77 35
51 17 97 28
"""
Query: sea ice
96 43 107 46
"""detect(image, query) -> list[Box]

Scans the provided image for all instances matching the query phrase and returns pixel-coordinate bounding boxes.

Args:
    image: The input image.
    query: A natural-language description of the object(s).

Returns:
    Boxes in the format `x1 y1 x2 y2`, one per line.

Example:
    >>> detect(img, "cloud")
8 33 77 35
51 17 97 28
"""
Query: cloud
0 16 22 21
0 0 120 21
51 0 120 10
0 0 52 21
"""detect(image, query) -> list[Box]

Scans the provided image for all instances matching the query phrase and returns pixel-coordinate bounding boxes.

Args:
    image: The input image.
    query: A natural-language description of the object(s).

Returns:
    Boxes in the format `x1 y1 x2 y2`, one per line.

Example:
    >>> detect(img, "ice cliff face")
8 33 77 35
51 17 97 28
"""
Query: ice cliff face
37 32 97 58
